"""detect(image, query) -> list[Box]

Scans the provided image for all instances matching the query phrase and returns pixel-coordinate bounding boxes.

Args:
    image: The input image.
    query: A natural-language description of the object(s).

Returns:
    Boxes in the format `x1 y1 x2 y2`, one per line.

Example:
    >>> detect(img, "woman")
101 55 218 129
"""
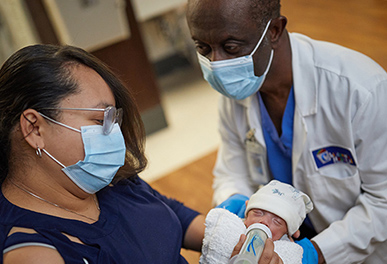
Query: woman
0 44 205 263
0 44 281 264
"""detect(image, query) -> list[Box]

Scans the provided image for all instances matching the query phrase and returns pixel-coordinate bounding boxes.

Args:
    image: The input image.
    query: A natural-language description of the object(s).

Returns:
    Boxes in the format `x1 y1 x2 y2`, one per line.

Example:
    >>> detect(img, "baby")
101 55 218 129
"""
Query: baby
244 180 313 240
200 180 313 264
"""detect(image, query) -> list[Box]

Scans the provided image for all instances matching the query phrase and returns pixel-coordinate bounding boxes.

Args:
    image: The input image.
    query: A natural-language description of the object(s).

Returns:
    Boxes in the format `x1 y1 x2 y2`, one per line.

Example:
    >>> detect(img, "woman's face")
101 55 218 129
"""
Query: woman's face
244 208 288 241
43 64 116 168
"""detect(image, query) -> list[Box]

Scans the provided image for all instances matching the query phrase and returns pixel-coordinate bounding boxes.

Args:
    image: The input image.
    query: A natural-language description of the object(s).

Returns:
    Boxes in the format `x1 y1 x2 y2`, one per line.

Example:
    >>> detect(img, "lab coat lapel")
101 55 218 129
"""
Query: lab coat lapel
244 95 266 147
289 33 318 176
292 107 307 176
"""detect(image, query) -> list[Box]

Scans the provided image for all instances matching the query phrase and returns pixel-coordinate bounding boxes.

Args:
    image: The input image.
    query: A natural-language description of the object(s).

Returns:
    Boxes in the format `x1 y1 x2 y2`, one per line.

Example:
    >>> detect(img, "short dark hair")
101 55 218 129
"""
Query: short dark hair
186 0 281 30
0 44 147 183
249 0 281 26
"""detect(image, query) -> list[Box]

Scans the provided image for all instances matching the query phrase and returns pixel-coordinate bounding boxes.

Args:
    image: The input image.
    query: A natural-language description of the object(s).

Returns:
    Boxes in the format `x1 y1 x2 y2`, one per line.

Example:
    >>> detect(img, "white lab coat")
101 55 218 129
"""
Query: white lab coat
212 33 387 264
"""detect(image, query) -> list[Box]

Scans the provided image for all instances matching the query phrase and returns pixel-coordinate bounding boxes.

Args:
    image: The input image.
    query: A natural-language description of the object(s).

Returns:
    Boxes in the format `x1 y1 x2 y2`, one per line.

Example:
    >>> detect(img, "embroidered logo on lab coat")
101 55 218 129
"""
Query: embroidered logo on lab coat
312 146 356 169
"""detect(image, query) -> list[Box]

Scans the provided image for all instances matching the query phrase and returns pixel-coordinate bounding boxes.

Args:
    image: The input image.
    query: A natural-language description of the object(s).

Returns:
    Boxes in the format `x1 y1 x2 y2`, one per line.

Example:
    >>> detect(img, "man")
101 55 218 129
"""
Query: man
186 0 387 263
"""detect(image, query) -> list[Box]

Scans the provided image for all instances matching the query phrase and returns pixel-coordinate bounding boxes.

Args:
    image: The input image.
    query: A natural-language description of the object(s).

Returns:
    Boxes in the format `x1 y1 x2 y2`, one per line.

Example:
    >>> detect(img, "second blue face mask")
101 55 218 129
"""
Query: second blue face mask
198 20 273 100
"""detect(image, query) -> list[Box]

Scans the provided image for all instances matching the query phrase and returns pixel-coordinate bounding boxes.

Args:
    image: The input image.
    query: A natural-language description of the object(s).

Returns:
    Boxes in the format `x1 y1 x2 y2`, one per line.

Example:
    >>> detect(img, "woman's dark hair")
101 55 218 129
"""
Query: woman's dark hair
0 44 147 184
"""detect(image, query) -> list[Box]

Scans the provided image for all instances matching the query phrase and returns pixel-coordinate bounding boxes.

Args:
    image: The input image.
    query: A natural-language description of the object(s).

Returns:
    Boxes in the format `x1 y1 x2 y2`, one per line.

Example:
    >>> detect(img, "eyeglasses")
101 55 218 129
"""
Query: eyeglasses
41 106 123 135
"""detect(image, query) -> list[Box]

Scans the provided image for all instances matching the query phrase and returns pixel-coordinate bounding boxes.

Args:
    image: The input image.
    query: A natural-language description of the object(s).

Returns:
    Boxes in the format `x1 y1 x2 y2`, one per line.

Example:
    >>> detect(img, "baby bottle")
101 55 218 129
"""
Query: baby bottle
230 223 272 264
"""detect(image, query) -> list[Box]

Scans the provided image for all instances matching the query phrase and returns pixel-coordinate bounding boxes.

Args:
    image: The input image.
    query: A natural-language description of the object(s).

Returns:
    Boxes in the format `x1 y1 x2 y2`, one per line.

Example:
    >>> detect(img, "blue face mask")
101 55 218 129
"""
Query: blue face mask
40 115 126 194
197 20 273 100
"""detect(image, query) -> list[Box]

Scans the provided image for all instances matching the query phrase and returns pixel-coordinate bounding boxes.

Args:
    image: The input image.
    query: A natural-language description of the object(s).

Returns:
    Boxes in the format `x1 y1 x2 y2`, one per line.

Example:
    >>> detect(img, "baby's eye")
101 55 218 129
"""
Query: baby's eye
252 209 264 216
272 218 284 226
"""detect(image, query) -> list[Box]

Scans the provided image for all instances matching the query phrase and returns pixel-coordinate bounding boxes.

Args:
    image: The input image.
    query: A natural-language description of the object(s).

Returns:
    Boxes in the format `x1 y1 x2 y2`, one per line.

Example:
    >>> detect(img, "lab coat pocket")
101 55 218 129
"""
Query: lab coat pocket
307 167 360 223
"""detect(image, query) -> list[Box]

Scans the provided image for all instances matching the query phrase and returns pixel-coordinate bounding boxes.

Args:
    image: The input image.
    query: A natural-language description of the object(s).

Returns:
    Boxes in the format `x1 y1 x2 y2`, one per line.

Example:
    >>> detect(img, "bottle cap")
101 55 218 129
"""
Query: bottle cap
246 223 272 239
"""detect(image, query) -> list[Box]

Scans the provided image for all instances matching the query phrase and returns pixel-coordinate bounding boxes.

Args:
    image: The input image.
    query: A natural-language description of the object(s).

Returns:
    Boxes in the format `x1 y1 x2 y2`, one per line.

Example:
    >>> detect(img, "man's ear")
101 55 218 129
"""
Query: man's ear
20 109 46 150
269 16 287 48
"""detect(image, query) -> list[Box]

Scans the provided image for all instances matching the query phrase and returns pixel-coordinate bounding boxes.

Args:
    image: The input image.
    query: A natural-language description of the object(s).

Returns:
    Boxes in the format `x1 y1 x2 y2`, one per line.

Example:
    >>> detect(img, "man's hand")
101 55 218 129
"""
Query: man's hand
216 194 249 217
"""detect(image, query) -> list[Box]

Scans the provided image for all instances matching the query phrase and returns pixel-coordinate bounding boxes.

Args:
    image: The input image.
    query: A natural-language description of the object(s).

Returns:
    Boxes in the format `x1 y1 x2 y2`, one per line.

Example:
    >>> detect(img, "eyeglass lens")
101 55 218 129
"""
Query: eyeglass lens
103 106 123 135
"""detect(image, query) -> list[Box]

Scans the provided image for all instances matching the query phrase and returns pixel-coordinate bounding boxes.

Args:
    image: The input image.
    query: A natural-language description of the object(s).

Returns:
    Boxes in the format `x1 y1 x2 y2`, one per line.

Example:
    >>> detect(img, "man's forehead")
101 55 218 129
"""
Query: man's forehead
187 0 265 31
187 0 262 18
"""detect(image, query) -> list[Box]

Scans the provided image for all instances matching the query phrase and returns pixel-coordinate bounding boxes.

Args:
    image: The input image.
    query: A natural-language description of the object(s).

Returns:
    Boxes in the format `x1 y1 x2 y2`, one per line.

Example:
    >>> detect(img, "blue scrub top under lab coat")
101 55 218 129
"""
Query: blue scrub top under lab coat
258 87 294 185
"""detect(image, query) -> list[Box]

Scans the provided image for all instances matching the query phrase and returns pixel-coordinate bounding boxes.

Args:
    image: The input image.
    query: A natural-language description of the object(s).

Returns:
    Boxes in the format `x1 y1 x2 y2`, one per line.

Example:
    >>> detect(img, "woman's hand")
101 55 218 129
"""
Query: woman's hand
230 234 247 258
230 234 283 264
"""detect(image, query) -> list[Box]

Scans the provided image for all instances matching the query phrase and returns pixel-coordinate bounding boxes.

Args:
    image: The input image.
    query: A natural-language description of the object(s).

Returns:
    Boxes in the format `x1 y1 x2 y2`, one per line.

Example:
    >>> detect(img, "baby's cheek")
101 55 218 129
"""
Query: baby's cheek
244 214 261 228
271 230 281 240
244 217 252 227
270 226 286 241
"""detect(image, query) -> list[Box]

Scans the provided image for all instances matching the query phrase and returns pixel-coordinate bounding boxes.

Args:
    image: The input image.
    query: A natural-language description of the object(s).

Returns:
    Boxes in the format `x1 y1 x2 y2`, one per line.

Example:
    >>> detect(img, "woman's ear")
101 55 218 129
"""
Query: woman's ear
20 109 46 150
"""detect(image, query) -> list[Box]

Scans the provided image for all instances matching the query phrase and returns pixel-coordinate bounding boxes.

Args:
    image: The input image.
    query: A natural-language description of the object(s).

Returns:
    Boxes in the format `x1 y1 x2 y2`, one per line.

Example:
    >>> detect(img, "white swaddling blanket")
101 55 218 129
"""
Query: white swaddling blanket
200 208 303 264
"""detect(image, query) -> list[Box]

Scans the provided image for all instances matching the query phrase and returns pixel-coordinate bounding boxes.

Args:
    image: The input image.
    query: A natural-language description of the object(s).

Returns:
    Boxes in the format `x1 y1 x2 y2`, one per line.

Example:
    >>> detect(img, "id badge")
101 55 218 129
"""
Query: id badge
245 129 270 184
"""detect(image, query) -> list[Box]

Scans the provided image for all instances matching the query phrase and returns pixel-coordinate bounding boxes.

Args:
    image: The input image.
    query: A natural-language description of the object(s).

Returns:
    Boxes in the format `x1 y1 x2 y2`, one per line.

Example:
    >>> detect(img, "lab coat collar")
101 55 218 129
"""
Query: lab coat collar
235 94 253 108
235 33 318 117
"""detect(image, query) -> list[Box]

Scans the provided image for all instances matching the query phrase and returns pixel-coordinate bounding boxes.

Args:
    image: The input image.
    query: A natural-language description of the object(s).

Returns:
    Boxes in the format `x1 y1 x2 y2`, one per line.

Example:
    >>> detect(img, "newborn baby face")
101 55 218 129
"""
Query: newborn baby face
244 209 288 240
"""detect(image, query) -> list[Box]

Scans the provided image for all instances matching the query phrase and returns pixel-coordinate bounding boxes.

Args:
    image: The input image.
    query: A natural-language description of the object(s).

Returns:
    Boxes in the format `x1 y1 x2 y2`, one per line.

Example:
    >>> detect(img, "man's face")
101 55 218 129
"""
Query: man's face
186 0 272 76
244 208 288 240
